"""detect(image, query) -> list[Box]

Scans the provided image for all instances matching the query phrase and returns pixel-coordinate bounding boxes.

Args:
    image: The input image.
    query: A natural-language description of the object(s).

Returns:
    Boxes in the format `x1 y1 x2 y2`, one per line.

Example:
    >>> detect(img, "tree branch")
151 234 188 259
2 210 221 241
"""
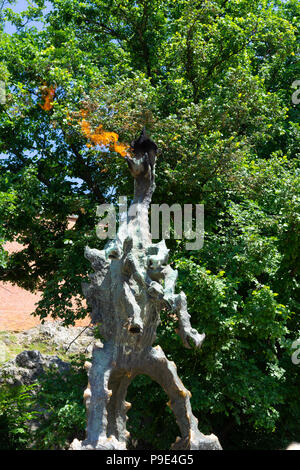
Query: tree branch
68 142 106 203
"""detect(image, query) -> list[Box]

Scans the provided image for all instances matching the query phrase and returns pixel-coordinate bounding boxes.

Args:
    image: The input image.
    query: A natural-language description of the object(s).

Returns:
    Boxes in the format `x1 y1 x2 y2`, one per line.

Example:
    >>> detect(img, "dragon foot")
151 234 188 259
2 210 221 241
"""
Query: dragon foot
69 435 126 450
171 431 222 450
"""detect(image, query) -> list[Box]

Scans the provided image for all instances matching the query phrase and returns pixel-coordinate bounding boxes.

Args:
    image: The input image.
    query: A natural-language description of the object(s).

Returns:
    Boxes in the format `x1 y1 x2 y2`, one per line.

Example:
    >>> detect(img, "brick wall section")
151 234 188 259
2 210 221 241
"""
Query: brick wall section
0 218 90 331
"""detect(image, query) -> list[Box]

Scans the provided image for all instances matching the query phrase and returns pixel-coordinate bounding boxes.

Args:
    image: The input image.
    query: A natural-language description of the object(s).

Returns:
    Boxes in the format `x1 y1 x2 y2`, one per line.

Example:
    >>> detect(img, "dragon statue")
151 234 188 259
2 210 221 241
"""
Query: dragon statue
70 129 222 450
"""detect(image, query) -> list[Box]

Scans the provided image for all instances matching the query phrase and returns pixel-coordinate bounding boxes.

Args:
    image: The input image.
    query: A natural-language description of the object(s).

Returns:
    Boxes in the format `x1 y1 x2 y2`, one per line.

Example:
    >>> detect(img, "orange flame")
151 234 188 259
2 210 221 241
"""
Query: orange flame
112 141 128 157
79 113 129 157
40 85 56 111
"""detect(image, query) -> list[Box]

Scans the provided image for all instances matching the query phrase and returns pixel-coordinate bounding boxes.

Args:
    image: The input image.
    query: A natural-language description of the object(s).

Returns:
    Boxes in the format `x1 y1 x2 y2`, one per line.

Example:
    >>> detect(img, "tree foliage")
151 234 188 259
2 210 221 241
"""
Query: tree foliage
0 0 299 449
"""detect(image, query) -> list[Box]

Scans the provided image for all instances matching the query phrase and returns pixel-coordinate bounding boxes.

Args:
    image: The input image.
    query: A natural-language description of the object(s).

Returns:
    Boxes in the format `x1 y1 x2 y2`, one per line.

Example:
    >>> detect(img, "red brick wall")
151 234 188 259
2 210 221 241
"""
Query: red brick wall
0 218 89 331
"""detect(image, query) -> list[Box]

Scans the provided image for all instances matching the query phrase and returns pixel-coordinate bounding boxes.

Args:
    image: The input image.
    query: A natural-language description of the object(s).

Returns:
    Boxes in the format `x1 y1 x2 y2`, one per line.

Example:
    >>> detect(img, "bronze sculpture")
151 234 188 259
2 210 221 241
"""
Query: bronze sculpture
70 130 222 450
